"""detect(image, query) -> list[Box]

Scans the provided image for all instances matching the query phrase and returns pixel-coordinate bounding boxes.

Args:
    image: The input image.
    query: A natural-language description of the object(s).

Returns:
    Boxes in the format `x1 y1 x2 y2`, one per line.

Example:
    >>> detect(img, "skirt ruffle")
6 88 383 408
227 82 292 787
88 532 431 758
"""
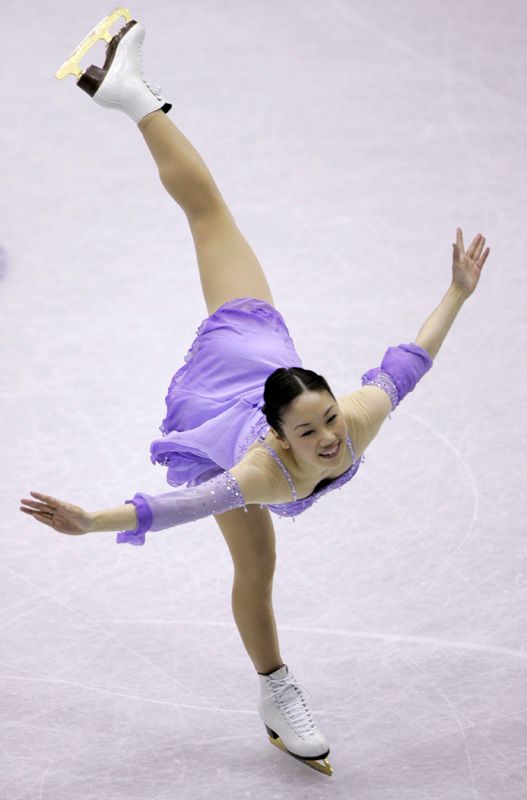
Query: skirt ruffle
149 297 303 487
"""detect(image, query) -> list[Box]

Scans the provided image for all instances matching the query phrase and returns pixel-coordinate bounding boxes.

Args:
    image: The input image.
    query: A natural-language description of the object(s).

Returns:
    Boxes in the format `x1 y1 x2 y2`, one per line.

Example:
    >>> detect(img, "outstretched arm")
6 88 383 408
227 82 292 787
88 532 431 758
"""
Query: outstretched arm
338 228 491 454
20 471 247 546
20 460 282 546
414 229 490 359
414 284 467 360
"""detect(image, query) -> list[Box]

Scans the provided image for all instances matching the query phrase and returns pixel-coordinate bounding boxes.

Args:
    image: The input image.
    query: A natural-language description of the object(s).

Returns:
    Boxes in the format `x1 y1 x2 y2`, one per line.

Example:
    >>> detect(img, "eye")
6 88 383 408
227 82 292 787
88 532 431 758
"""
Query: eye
301 414 337 437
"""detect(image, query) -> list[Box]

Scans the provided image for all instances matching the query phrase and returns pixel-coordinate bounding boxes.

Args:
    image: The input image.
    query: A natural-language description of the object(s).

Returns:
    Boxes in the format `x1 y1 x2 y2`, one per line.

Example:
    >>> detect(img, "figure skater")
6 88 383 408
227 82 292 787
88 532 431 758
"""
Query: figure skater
20 9 490 777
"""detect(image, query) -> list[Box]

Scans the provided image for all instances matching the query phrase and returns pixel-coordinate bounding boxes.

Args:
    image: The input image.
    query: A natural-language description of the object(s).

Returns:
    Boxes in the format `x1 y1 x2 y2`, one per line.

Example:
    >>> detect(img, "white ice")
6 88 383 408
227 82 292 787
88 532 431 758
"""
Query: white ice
2 1 527 797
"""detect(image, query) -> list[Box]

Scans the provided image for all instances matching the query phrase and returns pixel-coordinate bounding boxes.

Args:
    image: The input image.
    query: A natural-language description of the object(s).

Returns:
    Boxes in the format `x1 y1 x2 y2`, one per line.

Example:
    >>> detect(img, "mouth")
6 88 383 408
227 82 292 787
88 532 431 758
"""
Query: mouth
319 441 341 459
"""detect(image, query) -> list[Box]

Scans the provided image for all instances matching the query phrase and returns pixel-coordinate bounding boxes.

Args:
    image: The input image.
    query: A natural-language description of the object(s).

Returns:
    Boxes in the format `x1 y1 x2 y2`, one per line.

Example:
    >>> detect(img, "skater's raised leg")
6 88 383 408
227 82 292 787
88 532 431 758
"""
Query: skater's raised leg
57 14 275 317
214 505 284 675
138 110 225 218
138 111 276 316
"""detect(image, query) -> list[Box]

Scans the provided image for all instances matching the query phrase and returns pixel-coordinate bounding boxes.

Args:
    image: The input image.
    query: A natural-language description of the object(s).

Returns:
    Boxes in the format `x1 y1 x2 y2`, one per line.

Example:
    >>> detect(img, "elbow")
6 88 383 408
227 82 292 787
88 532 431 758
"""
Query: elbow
414 338 436 361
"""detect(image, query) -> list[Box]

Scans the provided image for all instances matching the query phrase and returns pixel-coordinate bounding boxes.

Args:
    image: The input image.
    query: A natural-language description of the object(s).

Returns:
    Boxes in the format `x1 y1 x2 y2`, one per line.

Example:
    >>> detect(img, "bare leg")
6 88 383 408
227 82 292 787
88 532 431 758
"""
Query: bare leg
137 111 275 315
138 110 225 217
215 505 284 674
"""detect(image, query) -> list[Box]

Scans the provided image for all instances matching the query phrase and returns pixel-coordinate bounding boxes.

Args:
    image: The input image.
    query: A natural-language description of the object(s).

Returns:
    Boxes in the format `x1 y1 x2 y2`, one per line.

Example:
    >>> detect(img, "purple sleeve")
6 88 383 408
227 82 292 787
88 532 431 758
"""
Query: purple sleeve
116 470 247 546
115 495 153 547
361 343 433 411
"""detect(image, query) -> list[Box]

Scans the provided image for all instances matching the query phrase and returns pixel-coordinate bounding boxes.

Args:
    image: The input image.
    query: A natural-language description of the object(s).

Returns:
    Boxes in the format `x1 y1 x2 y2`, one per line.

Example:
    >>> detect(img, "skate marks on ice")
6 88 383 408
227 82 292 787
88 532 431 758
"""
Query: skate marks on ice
55 7 133 81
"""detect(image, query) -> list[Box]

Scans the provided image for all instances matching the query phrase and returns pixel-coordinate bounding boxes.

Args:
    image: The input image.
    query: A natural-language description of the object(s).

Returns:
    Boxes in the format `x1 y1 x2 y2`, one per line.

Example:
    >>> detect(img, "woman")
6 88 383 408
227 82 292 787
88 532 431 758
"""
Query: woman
20 10 490 777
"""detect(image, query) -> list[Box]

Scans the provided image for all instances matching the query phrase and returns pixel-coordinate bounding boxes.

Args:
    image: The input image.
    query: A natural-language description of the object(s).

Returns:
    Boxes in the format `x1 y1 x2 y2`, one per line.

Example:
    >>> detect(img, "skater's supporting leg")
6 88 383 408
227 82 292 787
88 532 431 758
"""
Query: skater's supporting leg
138 111 275 315
214 505 284 675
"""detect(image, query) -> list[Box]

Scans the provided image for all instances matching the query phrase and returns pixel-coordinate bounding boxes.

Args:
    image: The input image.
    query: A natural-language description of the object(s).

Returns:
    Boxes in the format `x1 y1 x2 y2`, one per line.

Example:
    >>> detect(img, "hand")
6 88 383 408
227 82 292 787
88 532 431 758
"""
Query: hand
452 227 490 299
19 492 93 536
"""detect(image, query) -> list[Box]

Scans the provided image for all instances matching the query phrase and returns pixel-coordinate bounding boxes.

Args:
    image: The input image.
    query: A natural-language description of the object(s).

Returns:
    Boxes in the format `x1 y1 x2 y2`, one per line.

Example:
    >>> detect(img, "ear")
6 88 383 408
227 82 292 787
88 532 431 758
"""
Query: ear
271 428 290 448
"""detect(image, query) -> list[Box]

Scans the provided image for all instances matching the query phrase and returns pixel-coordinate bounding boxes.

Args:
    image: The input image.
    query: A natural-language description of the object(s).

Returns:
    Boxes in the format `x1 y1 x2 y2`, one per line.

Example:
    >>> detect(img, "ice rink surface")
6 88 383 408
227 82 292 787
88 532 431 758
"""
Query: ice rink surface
2 0 526 797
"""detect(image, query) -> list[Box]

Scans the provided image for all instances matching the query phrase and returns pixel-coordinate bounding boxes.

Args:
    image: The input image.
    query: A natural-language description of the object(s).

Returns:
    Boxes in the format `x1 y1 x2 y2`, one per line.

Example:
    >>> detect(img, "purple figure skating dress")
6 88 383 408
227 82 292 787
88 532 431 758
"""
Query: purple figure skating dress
146 295 432 521
116 295 433 544
149 295 304 491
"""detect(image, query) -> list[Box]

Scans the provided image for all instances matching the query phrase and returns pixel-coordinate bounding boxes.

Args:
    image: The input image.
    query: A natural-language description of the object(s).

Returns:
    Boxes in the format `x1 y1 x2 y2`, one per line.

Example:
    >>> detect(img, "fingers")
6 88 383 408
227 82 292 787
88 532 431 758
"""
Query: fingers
467 232 484 259
478 246 490 269
457 229 490 266
466 233 479 257
21 498 53 512
473 235 486 261
20 491 57 526
475 234 485 258
30 491 58 508
21 493 56 516
19 507 54 527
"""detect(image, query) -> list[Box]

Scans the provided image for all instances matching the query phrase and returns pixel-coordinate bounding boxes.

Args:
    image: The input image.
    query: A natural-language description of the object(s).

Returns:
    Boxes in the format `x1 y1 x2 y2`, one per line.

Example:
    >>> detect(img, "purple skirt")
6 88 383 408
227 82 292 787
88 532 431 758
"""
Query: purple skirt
149 297 303 487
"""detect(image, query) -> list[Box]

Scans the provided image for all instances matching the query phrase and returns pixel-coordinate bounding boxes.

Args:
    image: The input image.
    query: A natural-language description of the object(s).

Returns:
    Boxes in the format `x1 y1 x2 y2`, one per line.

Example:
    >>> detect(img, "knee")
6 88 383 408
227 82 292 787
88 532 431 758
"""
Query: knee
217 505 278 591
158 165 222 217
233 550 277 592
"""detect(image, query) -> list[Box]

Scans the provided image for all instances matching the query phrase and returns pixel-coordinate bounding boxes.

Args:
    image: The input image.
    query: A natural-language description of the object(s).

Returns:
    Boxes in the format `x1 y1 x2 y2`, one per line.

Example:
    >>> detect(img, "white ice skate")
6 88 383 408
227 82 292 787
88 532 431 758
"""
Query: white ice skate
55 7 172 124
258 664 333 776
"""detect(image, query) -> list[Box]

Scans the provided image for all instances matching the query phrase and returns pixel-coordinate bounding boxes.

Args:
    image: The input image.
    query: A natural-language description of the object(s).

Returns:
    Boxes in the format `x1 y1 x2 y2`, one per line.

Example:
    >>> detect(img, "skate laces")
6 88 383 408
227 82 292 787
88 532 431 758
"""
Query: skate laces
137 43 163 99
267 673 317 738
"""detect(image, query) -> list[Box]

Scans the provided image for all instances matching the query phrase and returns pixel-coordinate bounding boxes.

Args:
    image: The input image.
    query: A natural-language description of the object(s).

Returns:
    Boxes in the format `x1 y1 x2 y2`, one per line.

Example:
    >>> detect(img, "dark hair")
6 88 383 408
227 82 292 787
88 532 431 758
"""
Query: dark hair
260 367 336 439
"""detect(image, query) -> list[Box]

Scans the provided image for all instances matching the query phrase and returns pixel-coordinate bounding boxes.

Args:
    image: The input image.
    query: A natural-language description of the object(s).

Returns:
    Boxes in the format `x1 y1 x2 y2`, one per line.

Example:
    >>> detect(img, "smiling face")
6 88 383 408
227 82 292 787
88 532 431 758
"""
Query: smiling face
273 390 348 471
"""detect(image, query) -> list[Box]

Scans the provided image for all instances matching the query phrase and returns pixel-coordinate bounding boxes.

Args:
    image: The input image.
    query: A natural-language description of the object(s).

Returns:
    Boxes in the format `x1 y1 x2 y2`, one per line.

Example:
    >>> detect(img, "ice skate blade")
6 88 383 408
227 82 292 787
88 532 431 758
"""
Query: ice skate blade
268 735 333 776
55 7 132 80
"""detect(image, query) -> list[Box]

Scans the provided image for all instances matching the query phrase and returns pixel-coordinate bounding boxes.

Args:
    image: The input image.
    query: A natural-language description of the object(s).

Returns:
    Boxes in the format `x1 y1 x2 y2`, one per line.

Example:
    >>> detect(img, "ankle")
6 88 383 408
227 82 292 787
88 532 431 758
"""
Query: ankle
138 108 165 131
257 663 285 676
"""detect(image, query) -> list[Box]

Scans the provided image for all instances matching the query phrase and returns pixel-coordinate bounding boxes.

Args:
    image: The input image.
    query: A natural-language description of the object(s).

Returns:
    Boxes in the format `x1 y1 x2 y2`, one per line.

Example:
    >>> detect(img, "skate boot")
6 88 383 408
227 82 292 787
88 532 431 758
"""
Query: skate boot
258 664 333 776
55 7 172 124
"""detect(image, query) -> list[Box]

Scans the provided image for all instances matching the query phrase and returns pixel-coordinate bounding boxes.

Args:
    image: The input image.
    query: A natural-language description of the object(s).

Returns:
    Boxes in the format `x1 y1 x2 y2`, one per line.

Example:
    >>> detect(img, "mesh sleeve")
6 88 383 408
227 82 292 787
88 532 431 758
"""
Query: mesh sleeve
116 470 247 546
